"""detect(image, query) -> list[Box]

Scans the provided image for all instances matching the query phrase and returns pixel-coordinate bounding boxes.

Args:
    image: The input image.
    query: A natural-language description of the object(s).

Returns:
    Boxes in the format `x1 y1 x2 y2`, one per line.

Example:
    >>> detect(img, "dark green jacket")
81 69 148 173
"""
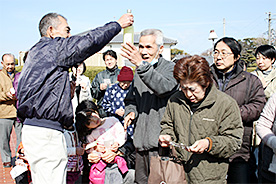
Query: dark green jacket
160 84 243 183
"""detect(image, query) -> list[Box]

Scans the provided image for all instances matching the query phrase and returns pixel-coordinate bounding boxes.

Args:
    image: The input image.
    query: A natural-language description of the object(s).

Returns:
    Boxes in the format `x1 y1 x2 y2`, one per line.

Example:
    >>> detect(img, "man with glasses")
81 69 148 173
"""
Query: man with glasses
0 53 22 168
121 29 178 183
210 37 265 183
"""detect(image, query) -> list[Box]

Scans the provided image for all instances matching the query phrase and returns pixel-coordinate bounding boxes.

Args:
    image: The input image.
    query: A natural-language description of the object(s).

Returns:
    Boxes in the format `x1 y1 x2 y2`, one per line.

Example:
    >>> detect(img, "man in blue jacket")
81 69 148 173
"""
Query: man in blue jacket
17 12 133 184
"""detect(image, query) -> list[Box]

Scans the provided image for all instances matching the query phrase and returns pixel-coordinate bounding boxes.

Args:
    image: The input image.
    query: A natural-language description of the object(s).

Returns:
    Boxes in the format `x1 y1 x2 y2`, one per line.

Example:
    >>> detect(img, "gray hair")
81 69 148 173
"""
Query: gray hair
140 29 164 47
39 13 66 37
2 53 15 62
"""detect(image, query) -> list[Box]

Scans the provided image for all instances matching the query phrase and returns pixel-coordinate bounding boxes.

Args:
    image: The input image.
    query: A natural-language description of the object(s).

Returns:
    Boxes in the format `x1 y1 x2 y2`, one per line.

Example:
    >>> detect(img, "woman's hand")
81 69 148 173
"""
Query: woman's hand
88 152 101 164
110 142 119 152
101 149 116 163
187 139 209 154
159 135 171 147
115 108 125 117
96 145 105 153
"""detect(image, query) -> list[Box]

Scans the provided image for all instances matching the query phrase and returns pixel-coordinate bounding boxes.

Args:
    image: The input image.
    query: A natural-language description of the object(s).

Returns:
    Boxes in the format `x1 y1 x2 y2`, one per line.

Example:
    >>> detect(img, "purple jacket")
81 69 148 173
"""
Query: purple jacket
13 71 21 123
17 22 121 131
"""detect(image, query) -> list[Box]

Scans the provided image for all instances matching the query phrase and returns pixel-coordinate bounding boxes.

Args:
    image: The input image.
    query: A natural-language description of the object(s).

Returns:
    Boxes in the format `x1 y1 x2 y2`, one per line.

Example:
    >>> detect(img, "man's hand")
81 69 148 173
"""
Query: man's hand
6 91 16 100
121 42 143 66
100 83 108 91
115 108 125 117
124 112 135 130
117 13 134 29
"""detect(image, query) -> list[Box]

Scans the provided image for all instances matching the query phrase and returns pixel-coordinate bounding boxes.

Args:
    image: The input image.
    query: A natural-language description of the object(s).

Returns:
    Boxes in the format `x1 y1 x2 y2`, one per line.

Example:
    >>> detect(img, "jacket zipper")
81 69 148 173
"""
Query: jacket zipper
187 110 193 160
222 73 226 91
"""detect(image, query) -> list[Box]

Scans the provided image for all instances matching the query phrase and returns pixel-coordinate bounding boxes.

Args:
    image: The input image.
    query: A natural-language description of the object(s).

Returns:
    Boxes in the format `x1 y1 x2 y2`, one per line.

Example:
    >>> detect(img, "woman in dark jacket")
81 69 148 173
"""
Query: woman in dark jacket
159 55 243 183
210 37 266 183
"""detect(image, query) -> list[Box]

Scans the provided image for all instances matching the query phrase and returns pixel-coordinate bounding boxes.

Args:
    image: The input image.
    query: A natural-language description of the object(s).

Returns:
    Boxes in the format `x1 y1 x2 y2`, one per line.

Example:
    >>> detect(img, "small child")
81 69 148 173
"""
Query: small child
11 142 32 184
75 100 128 184
64 124 85 184
102 66 134 138
101 66 136 181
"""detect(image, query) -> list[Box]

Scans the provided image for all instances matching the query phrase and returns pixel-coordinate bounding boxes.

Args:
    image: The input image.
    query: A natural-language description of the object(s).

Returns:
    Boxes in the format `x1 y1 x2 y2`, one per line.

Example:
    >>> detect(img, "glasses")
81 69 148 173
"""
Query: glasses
212 50 233 59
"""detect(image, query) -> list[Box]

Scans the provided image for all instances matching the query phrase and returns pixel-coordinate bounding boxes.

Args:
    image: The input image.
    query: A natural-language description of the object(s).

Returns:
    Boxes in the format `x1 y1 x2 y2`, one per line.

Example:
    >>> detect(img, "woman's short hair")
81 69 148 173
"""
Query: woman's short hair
72 62 86 74
255 45 276 61
214 37 242 60
174 55 213 89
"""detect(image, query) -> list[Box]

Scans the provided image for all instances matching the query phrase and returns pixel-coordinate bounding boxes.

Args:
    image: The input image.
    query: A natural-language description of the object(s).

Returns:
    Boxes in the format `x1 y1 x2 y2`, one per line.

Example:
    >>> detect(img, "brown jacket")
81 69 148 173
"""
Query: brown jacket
0 68 17 118
211 63 266 161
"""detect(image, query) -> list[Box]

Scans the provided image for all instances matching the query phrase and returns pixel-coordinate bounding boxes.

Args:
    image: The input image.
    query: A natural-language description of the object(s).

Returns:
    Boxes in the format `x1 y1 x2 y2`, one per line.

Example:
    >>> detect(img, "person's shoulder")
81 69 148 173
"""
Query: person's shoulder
104 116 121 126
159 57 175 65
107 83 119 91
242 70 256 77
215 88 238 106
81 74 90 81
158 58 175 71
239 70 260 83
168 90 184 103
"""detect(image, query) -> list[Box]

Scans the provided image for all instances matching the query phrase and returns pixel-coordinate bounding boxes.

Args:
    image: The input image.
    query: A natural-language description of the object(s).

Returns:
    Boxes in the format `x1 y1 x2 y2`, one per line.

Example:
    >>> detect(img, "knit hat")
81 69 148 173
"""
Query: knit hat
117 66 134 82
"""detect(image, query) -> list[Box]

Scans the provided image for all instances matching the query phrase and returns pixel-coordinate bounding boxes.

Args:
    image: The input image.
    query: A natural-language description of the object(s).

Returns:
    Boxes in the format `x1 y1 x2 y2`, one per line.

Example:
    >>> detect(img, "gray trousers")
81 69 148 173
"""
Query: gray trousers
135 149 158 184
0 118 22 163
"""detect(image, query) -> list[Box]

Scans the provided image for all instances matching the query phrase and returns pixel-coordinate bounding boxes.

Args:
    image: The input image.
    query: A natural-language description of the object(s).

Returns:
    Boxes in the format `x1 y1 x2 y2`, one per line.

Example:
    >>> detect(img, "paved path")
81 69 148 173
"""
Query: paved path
0 128 16 183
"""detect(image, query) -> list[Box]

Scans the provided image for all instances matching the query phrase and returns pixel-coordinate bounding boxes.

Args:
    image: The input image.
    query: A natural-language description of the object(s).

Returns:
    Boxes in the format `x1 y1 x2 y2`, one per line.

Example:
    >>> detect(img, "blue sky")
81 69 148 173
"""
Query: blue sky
1 0 276 60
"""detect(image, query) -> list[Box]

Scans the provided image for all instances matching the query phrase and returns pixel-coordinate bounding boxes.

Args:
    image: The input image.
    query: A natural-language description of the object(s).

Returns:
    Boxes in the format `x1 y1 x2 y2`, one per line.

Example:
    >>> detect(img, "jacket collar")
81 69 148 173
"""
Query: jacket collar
106 65 119 74
1 68 16 80
254 67 276 82
178 84 218 112
211 62 243 79
211 62 246 90
154 56 166 67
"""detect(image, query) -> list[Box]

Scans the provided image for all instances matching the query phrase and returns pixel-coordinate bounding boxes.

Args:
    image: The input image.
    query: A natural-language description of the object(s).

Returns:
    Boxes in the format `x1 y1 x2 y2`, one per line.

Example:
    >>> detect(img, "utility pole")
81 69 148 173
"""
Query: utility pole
268 12 272 45
266 12 276 45
223 18 226 37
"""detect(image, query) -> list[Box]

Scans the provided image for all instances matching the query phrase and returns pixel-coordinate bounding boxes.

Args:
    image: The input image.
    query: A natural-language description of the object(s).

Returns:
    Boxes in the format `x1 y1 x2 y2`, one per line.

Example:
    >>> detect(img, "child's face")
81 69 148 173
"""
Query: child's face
86 112 101 129
119 81 131 90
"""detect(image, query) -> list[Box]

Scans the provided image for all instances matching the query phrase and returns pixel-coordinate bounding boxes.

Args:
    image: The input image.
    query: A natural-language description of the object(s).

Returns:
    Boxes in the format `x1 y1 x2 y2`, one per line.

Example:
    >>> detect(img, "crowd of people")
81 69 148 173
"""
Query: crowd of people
1 11 276 184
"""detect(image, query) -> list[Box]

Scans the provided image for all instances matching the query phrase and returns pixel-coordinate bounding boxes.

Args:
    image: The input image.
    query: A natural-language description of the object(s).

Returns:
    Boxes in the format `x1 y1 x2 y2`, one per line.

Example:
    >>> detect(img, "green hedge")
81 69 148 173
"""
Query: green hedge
84 66 106 81
16 66 106 82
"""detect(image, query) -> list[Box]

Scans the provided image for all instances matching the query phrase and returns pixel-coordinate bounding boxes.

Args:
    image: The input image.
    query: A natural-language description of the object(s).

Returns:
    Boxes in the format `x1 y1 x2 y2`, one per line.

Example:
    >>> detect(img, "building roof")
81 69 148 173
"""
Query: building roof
172 54 214 65
76 31 177 46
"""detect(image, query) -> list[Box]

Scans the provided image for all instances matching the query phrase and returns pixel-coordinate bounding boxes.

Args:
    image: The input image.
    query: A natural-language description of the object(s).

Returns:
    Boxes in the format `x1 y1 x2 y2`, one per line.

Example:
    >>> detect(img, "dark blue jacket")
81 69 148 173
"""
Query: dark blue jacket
17 21 121 131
